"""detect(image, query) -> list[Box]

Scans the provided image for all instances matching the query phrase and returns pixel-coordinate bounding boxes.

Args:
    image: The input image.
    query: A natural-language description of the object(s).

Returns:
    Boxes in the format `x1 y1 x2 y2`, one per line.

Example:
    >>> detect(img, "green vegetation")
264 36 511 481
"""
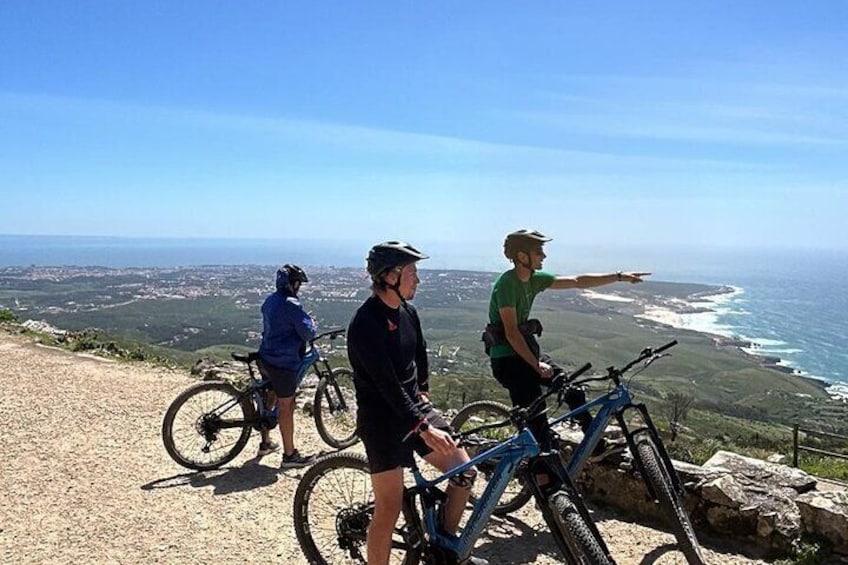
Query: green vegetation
0 308 18 323
3 265 848 481
775 535 833 565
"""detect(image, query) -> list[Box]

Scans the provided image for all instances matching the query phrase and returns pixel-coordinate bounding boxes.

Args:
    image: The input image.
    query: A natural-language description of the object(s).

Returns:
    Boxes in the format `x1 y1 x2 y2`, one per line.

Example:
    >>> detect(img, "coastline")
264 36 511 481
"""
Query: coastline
626 286 848 403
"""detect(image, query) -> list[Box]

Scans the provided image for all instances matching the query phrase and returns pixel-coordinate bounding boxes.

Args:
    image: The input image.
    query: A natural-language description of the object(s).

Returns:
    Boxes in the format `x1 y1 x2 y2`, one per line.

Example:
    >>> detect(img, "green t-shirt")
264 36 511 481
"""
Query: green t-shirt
487 269 555 358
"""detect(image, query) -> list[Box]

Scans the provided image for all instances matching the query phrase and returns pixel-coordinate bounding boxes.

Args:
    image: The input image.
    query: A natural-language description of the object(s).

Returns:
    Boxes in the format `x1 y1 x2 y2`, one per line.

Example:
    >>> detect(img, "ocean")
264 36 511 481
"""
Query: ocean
2 236 846 394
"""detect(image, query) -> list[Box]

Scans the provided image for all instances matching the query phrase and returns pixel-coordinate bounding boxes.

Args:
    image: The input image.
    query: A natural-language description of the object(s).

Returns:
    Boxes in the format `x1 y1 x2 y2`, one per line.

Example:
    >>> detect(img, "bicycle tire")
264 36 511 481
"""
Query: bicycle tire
161 381 255 471
313 367 359 449
293 452 420 565
450 400 533 516
634 434 705 565
547 490 615 565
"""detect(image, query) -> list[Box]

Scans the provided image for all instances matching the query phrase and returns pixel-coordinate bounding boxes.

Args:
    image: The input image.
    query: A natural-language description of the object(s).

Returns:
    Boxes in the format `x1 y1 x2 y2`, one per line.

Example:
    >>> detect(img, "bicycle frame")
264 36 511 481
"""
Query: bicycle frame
548 381 683 498
406 428 540 560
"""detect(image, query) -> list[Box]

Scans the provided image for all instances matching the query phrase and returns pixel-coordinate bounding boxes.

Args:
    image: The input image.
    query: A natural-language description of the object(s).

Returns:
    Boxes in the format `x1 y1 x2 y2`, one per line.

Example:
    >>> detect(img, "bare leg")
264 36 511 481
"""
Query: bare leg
260 389 279 445
367 468 404 565
278 395 296 455
424 447 472 533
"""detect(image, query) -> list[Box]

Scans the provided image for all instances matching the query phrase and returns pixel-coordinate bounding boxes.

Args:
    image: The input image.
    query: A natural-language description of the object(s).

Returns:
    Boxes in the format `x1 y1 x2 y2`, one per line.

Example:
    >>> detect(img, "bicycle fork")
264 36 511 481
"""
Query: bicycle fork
616 403 684 498
525 452 616 564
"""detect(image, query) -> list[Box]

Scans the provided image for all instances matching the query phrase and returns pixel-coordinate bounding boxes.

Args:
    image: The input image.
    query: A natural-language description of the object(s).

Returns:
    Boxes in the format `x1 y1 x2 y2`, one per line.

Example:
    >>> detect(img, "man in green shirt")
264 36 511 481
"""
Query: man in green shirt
487 229 650 452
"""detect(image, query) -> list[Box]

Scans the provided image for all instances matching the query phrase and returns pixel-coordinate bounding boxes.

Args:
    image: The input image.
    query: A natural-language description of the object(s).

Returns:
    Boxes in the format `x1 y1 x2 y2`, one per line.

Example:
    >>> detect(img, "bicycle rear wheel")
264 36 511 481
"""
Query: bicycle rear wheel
293 452 420 565
633 434 705 565
450 400 533 516
161 381 254 471
313 367 359 449
545 490 614 565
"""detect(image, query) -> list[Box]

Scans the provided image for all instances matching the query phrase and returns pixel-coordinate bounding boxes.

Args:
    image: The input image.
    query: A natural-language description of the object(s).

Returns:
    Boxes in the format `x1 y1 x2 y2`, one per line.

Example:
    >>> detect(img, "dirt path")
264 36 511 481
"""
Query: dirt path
0 332 769 564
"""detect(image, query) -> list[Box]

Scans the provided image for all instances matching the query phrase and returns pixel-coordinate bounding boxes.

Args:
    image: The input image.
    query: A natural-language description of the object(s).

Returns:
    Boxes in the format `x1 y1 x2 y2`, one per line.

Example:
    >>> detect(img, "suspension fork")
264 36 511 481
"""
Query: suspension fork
525 453 613 560
616 403 684 497
318 358 349 411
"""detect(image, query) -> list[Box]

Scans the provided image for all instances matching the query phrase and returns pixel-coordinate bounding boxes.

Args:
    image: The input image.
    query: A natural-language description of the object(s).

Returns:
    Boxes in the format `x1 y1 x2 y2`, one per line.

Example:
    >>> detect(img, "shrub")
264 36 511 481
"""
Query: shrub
0 309 19 323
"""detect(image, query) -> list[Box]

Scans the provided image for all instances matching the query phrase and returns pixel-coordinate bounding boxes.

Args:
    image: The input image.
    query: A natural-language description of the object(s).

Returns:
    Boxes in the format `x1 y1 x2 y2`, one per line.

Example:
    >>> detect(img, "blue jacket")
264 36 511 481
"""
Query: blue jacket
258 271 317 370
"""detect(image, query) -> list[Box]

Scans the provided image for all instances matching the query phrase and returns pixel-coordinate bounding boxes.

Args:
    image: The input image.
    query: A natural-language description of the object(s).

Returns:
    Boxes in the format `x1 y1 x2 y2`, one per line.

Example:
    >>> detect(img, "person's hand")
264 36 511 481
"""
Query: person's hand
624 271 651 283
418 391 430 404
538 361 554 380
420 426 455 455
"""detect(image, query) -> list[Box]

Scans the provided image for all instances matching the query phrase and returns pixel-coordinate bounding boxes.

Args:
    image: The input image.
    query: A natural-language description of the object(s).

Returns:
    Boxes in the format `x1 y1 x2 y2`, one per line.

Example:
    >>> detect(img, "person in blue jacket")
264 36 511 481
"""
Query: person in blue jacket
258 263 318 468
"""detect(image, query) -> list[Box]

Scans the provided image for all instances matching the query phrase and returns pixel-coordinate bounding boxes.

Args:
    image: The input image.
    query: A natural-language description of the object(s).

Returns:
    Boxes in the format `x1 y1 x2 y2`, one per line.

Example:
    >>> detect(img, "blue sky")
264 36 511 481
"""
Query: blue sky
2 1 847 255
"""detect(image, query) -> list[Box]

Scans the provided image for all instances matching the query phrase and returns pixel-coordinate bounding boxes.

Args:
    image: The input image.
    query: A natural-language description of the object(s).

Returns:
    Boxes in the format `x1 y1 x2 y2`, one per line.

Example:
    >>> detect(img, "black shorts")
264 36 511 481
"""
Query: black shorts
491 354 552 451
491 354 592 450
257 360 299 398
358 405 452 474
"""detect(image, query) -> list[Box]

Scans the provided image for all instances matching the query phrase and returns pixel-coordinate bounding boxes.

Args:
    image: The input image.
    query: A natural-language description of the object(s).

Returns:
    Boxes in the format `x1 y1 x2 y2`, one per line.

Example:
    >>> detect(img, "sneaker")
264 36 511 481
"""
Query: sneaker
459 556 489 565
588 438 626 464
280 449 316 469
256 440 280 457
432 547 488 565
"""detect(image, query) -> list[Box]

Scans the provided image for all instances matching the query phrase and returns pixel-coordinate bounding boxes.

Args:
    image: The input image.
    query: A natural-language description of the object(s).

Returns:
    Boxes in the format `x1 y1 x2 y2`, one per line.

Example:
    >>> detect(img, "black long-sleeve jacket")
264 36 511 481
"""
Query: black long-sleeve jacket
347 295 429 434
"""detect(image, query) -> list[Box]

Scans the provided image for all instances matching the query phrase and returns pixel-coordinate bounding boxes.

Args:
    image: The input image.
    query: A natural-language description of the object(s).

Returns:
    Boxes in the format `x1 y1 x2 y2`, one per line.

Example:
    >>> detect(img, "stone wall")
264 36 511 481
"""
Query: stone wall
575 442 848 556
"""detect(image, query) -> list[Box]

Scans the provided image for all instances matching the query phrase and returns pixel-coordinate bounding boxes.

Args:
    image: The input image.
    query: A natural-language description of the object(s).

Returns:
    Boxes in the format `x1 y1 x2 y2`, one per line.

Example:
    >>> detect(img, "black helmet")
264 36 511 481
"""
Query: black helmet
503 229 552 260
366 241 429 280
276 264 308 293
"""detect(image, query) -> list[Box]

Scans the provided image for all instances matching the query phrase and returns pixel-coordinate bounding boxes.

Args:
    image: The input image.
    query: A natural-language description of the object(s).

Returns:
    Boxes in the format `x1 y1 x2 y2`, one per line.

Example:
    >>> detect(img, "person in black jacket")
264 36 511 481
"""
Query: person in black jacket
347 241 484 565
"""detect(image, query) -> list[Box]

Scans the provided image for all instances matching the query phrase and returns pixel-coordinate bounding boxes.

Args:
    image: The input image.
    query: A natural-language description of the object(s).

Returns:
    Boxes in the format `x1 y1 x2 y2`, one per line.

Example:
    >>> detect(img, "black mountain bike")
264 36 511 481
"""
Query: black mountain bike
162 328 356 470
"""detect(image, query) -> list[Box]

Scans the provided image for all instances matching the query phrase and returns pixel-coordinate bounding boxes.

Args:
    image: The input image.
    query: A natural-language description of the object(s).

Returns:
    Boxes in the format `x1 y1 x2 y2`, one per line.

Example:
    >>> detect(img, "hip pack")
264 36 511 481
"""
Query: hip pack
481 318 543 357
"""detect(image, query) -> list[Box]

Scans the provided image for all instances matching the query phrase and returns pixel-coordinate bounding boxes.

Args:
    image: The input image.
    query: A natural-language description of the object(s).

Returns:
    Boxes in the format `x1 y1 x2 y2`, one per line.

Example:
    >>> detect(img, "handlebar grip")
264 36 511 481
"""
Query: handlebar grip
567 362 593 381
655 340 678 354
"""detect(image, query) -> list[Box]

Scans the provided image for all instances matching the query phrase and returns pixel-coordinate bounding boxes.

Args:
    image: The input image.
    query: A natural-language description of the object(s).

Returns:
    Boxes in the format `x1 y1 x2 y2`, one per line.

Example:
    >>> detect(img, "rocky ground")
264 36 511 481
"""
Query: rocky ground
0 332 776 564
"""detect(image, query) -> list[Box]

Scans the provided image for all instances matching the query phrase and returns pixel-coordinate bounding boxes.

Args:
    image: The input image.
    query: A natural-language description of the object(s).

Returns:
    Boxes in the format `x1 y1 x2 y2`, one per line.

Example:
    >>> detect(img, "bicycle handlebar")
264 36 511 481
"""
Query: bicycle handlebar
568 339 678 387
615 339 677 376
454 362 593 441
230 328 346 364
311 328 346 344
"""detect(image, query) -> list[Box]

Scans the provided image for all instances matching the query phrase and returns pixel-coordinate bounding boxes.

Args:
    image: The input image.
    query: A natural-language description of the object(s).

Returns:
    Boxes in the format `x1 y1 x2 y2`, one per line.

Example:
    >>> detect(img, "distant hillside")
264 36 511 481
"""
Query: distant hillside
3 265 847 477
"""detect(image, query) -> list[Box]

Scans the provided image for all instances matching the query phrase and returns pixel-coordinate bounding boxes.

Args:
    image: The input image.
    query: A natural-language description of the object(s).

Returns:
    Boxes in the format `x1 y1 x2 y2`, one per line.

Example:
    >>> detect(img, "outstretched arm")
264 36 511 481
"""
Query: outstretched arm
549 271 651 290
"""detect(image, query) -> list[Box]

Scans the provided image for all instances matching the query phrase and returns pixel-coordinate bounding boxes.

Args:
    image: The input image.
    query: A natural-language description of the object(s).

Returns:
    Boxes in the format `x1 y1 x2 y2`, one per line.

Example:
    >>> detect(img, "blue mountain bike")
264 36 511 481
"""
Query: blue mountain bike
453 340 705 565
292 363 616 565
161 328 355 470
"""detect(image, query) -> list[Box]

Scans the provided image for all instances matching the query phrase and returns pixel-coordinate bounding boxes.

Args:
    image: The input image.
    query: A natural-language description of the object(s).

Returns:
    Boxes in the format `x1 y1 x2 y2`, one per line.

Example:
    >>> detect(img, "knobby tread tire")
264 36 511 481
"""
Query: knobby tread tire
293 452 420 565
313 367 359 449
635 435 705 565
549 491 614 565
161 380 253 471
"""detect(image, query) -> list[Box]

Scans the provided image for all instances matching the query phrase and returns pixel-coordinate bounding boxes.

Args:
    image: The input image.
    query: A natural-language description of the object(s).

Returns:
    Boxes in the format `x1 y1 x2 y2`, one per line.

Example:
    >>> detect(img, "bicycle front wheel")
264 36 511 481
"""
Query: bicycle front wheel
546 490 615 565
161 381 255 471
313 367 359 449
450 400 533 516
293 452 420 565
634 434 705 565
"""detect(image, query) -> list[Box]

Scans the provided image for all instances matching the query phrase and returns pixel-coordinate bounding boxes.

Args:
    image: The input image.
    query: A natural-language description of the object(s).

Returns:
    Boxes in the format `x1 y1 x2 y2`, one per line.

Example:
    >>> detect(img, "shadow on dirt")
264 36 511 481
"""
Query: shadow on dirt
471 513 565 563
141 458 281 495
143 448 340 495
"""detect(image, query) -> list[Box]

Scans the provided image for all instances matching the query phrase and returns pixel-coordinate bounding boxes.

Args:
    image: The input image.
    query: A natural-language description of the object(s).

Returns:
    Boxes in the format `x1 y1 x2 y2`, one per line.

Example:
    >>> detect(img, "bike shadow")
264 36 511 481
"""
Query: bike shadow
638 543 682 564
141 458 280 495
142 448 342 495
470 513 565 564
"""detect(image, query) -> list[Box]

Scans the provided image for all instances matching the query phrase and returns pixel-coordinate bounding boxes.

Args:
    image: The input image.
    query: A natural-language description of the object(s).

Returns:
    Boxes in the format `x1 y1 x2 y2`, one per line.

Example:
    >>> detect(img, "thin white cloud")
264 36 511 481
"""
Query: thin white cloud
0 90 773 173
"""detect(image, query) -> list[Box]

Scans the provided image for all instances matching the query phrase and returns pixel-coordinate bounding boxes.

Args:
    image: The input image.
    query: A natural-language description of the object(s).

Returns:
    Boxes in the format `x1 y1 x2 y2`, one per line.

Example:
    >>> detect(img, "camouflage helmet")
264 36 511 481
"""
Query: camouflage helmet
503 229 552 260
